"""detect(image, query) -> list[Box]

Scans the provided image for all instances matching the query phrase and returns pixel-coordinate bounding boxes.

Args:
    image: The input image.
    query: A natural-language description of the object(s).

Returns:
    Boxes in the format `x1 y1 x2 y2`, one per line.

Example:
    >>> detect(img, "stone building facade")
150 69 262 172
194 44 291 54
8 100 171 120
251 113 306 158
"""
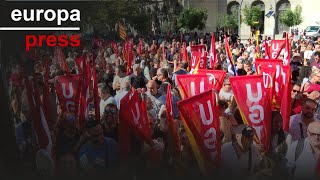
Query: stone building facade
185 0 320 40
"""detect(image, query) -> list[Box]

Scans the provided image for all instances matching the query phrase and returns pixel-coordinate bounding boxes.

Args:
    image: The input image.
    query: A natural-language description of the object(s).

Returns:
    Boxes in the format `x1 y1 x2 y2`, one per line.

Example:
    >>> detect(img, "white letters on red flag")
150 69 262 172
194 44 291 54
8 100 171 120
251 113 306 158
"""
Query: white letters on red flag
256 59 283 108
127 91 152 144
230 75 272 151
177 90 221 168
259 66 276 109
191 51 201 69
177 74 217 99
195 69 226 92
270 40 285 59
191 45 206 69
280 66 292 132
56 74 82 115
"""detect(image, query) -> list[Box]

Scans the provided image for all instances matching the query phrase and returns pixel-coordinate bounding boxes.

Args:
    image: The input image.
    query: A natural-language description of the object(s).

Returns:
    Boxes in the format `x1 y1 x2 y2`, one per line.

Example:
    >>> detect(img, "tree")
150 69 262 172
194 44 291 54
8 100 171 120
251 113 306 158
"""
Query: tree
280 5 303 28
177 8 208 31
217 12 238 34
242 6 262 29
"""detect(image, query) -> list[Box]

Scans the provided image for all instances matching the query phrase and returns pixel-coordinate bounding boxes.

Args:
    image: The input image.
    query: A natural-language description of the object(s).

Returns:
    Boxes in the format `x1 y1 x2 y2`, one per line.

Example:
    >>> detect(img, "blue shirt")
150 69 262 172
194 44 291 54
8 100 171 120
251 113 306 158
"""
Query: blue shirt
79 137 118 172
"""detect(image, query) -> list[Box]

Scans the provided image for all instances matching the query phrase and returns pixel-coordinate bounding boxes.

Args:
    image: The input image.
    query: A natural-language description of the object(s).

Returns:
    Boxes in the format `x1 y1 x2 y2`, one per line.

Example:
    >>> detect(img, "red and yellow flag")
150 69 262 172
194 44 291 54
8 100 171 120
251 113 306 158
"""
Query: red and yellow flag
119 22 127 40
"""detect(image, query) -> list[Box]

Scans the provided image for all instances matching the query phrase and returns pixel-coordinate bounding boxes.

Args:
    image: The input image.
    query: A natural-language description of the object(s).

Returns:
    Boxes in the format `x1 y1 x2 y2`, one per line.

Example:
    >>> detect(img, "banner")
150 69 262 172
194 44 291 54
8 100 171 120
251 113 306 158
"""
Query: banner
194 69 226 92
25 77 53 157
166 84 181 157
229 75 272 151
209 32 217 69
255 59 283 108
200 51 207 69
178 90 220 175
263 39 270 59
177 74 218 99
56 74 82 115
224 35 235 75
270 40 285 59
182 43 188 61
280 66 292 132
283 33 291 66
259 66 276 109
119 92 132 159
191 51 201 69
127 91 152 144
54 46 69 74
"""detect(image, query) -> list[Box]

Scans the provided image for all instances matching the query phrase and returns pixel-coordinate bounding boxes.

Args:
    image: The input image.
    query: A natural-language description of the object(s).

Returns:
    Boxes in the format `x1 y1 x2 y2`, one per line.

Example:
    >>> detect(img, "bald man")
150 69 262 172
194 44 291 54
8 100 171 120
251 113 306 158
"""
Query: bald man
145 80 163 115
286 121 320 179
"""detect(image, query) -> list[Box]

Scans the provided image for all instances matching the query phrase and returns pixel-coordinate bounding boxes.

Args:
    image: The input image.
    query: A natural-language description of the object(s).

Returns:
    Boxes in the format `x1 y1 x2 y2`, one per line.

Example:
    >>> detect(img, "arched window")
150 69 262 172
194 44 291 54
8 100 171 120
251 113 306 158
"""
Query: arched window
276 0 291 34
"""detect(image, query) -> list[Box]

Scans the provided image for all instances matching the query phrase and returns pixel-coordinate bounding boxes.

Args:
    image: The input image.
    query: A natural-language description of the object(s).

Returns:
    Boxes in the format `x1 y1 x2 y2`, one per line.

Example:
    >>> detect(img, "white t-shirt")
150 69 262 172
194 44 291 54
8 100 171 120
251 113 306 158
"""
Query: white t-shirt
221 142 261 178
99 96 116 116
286 137 317 180
219 89 234 102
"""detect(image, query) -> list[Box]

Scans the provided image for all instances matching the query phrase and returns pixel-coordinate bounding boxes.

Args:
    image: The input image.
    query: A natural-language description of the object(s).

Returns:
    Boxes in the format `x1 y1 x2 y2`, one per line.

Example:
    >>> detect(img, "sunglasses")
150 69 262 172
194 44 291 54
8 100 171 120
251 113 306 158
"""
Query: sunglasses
292 89 299 93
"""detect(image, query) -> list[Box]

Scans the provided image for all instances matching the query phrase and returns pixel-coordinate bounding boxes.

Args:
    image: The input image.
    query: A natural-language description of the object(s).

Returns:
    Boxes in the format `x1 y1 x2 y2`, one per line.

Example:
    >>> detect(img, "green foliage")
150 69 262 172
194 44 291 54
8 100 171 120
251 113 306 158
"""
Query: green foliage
177 8 208 31
217 12 238 29
242 6 262 28
280 5 303 27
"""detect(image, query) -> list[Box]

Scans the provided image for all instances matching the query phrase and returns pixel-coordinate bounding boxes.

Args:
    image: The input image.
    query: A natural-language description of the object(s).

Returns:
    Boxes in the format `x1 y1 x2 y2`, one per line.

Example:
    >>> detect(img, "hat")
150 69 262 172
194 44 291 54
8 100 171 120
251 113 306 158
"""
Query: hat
292 53 301 58
305 84 320 93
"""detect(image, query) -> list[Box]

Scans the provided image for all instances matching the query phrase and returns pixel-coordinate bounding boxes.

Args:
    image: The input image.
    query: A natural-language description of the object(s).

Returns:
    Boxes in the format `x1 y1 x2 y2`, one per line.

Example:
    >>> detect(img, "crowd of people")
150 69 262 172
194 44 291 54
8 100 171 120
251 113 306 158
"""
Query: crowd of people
7 30 320 180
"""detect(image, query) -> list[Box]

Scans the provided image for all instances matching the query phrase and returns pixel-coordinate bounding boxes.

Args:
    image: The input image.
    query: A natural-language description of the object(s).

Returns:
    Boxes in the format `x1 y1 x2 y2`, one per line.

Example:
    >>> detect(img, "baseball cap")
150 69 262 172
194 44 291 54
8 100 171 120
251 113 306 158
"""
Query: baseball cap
305 84 320 93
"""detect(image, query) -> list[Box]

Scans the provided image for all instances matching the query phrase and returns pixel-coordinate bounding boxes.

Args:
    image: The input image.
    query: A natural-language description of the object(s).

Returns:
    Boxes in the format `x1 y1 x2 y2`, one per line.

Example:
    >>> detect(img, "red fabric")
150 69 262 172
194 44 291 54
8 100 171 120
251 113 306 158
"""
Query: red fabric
75 56 85 73
191 51 201 69
182 44 188 61
263 40 270 59
269 40 285 59
283 33 291 66
230 75 272 151
176 74 219 99
255 59 283 108
166 84 180 157
125 91 152 145
200 51 207 69
92 52 100 121
177 90 221 165
258 66 276 110
9 73 23 87
55 74 82 115
54 47 70 75
195 69 226 92
209 33 217 69
280 66 292 132
224 35 235 74
119 92 132 159
139 38 143 55
111 41 119 58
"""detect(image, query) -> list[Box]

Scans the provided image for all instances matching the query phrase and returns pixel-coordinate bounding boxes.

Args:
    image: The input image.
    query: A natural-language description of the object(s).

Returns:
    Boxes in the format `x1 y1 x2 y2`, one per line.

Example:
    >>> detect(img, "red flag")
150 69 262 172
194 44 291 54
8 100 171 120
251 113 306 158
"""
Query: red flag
191 51 201 69
270 40 285 59
280 66 292 132
229 75 272 151
200 51 207 69
55 74 82 115
139 38 143 55
119 92 132 159
92 52 100 121
177 74 218 99
255 59 283 108
43 58 50 126
191 45 206 53
263 39 271 59
178 90 220 175
127 91 152 144
111 41 119 58
224 35 236 75
182 44 189 61
126 39 134 75
258 66 276 109
194 69 226 92
25 77 53 157
75 56 85 73
54 47 70 74
166 84 181 157
283 33 291 66
209 33 217 69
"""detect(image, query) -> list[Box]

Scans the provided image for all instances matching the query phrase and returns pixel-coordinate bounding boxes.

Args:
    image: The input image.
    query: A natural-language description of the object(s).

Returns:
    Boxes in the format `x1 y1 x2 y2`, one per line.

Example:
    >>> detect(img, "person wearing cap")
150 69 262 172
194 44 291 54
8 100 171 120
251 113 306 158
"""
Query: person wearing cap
289 98 319 142
220 124 262 179
286 121 320 180
300 67 320 93
290 53 303 84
